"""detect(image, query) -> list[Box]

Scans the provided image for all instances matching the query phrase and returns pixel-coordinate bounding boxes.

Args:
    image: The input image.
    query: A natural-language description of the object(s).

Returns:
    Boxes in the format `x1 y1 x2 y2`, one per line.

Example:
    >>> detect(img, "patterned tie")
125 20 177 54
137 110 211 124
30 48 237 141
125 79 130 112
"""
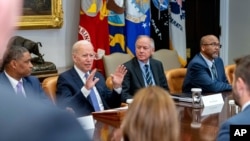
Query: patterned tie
211 63 218 80
144 64 153 86
16 81 24 96
85 73 100 112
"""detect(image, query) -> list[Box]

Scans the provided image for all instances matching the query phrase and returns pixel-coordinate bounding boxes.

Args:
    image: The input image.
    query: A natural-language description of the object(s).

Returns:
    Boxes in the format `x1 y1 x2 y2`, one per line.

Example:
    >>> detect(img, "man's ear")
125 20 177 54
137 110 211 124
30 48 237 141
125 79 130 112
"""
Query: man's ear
201 46 205 52
10 59 19 69
72 54 76 62
236 77 246 95
152 47 155 52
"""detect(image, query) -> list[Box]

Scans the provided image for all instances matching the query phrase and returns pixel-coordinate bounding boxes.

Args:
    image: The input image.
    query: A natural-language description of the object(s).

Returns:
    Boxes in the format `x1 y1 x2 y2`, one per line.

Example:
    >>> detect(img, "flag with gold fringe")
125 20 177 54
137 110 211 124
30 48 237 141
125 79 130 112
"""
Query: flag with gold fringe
78 0 110 75
169 0 187 67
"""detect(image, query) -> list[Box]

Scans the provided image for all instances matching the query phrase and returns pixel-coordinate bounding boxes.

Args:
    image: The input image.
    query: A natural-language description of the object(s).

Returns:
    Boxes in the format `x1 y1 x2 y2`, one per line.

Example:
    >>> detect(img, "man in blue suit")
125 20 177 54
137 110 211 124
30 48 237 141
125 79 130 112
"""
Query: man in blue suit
0 45 50 104
56 40 127 117
0 1 91 140
217 54 250 141
182 35 232 93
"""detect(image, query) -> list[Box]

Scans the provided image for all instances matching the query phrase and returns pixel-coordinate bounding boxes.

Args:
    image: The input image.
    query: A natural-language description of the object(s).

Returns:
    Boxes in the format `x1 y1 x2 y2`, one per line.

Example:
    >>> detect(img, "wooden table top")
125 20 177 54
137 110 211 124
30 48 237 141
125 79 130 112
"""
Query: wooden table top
92 92 234 141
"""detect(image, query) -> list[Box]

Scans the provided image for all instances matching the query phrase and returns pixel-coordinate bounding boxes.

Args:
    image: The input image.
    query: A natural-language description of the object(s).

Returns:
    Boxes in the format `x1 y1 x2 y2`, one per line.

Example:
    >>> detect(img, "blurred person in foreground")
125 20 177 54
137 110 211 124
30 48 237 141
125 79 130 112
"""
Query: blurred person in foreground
217 54 250 141
0 1 91 141
112 86 179 141
182 34 231 93
56 40 127 117
121 35 168 102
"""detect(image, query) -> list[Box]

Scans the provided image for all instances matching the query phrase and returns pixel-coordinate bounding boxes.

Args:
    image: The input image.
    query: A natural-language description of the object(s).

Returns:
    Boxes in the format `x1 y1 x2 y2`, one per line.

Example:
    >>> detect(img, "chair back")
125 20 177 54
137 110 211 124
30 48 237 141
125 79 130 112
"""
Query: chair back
166 68 187 94
152 49 181 71
225 64 236 84
105 76 113 90
103 52 132 78
42 76 58 104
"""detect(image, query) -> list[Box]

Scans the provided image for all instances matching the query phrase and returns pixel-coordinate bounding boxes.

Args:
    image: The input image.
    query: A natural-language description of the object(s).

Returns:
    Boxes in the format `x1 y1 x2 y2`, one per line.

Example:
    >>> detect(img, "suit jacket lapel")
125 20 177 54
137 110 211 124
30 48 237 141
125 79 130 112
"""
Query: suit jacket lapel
198 54 213 78
22 78 32 97
0 73 16 95
70 68 84 88
150 59 160 85
133 58 145 87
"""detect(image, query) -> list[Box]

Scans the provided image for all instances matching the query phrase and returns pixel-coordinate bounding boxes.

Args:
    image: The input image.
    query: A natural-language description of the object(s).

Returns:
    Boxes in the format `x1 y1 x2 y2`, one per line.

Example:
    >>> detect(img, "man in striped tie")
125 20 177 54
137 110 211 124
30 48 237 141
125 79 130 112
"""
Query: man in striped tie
121 35 169 103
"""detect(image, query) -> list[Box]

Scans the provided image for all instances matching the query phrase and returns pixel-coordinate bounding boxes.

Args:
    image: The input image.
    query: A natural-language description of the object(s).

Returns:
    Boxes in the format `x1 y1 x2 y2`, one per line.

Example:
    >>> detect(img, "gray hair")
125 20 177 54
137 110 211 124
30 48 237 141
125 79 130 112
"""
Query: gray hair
72 40 93 54
136 35 155 49
3 46 29 68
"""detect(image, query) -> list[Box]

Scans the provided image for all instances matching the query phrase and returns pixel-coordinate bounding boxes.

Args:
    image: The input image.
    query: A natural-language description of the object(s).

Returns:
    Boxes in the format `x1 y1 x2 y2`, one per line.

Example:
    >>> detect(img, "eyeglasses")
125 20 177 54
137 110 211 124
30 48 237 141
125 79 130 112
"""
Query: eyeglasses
202 42 222 48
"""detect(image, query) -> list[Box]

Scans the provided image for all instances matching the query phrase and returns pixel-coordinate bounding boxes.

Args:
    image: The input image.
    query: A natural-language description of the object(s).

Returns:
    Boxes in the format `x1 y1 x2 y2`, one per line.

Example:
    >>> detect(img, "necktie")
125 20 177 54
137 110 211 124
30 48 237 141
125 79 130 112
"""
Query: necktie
85 73 100 112
144 64 153 86
211 63 218 80
16 81 24 96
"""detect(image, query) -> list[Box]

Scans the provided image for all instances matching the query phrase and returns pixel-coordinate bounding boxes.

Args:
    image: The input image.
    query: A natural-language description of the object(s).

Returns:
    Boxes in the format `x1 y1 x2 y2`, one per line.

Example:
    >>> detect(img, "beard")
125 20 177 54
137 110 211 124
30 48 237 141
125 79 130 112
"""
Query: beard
212 53 219 59
232 89 241 106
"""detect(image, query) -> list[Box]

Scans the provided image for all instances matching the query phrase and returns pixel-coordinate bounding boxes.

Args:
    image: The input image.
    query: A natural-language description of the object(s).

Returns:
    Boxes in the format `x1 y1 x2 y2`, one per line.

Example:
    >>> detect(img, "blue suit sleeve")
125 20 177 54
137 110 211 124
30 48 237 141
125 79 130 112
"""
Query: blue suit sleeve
190 63 232 93
217 121 230 141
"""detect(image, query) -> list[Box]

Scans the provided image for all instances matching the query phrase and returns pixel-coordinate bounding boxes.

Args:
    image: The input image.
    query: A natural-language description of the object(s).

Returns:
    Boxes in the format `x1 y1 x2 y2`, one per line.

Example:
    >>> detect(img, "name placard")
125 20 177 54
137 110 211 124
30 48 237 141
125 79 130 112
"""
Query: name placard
201 93 224 107
201 103 224 116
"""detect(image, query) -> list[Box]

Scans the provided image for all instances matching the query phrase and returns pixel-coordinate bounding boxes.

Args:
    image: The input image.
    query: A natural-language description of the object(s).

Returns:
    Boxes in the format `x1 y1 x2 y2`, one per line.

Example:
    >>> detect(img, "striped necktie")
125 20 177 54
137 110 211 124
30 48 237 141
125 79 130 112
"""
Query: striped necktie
85 73 100 111
211 63 218 80
144 64 153 86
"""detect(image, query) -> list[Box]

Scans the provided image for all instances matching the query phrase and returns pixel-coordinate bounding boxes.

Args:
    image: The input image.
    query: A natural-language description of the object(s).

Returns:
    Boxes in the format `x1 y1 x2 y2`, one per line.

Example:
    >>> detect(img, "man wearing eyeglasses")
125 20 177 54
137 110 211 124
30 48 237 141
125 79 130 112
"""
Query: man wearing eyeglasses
182 34 232 93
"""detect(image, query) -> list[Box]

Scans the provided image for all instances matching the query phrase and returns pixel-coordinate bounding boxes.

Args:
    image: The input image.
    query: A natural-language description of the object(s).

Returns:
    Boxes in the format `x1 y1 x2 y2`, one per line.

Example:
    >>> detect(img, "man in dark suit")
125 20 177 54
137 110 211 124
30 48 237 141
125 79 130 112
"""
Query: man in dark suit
217 55 250 141
182 35 232 93
121 35 168 102
0 92 91 141
0 45 51 104
0 1 90 140
56 40 127 117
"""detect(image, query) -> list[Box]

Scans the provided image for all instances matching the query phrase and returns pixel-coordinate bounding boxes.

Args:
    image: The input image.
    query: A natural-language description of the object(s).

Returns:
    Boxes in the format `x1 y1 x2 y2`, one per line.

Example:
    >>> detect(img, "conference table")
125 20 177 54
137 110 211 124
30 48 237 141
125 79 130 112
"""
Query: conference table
90 91 236 141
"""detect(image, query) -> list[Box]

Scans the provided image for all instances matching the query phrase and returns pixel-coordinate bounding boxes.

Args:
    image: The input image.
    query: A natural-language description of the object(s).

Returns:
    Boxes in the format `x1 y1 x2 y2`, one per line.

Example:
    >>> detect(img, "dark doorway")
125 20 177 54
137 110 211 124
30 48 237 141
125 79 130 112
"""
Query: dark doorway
185 0 220 64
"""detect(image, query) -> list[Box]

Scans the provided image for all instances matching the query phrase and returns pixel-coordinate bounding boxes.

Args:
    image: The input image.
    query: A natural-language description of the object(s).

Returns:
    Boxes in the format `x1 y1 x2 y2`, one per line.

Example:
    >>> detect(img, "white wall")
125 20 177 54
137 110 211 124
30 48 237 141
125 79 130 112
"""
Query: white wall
15 0 250 68
15 0 80 68
227 0 250 64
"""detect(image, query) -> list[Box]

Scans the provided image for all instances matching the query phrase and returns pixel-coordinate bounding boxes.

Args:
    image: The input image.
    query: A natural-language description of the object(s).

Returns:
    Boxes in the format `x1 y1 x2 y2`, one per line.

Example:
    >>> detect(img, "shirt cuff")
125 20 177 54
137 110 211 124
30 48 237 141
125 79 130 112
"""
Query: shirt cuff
81 86 91 98
114 87 122 94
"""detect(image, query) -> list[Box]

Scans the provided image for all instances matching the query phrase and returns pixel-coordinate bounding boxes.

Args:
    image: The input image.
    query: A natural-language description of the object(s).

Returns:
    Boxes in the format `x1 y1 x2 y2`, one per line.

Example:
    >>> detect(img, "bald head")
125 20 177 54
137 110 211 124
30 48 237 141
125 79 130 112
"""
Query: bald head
200 35 220 60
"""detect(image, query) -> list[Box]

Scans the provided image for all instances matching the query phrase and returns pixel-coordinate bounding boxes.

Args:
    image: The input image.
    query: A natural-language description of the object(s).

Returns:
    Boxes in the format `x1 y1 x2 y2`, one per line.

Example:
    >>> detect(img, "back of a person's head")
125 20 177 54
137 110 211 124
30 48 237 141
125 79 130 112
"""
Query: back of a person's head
0 92 91 141
234 54 250 89
121 86 179 141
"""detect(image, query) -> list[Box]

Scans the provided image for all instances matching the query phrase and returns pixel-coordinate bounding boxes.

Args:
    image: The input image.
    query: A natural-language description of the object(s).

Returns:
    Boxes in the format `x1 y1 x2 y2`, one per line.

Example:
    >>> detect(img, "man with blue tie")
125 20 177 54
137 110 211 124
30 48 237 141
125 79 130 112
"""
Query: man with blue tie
0 45 50 104
0 1 91 140
121 35 169 103
182 34 232 93
56 40 127 117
